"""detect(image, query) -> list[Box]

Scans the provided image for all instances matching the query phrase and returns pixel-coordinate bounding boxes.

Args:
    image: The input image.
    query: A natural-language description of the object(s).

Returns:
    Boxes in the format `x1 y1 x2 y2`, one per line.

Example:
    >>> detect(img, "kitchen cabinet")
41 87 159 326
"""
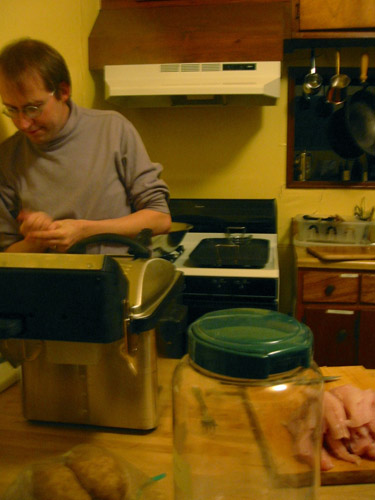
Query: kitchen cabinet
295 247 375 367
303 306 357 366
287 66 375 189
89 0 291 68
359 310 375 367
291 0 375 39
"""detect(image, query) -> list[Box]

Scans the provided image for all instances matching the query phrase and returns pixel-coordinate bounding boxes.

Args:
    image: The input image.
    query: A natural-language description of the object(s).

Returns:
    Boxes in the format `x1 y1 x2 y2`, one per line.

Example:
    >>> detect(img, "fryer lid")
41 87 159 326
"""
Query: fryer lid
189 237 270 268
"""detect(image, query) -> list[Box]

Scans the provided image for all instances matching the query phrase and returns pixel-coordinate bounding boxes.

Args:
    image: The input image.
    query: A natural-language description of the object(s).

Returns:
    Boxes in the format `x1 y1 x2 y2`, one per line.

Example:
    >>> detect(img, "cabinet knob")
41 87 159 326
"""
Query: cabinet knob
336 329 348 343
325 285 335 296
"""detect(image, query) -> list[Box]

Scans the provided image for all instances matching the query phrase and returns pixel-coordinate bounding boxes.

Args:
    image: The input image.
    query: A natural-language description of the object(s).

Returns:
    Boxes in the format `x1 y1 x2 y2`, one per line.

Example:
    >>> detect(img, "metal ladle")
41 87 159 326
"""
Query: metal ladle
303 49 323 98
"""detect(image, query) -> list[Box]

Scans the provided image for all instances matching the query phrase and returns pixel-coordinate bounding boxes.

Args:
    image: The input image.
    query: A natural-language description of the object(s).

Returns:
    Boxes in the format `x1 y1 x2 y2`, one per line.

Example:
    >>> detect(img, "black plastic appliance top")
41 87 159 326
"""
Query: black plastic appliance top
169 198 277 234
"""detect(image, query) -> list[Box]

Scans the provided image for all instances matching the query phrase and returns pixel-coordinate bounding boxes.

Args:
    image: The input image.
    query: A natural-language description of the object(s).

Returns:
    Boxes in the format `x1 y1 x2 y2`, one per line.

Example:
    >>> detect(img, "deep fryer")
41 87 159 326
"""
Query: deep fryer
0 237 183 430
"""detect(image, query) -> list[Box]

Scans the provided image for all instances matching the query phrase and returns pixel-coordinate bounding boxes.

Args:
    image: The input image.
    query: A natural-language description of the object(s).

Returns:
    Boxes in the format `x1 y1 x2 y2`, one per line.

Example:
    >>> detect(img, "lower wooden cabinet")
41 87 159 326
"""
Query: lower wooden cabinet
358 310 375 368
296 268 375 368
303 306 357 366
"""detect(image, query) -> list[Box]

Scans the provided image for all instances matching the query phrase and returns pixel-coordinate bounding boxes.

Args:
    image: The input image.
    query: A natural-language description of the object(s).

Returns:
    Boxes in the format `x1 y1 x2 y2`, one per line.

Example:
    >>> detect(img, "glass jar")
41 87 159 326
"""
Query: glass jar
172 308 323 500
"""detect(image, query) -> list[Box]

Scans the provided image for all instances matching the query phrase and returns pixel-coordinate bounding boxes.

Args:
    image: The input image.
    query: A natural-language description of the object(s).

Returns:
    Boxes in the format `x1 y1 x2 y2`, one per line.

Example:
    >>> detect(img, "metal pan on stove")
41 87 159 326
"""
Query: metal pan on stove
189 237 270 268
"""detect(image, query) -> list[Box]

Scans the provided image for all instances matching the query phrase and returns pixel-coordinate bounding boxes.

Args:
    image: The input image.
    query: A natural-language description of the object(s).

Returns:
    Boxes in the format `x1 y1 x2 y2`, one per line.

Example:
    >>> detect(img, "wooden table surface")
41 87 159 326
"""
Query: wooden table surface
1 359 375 499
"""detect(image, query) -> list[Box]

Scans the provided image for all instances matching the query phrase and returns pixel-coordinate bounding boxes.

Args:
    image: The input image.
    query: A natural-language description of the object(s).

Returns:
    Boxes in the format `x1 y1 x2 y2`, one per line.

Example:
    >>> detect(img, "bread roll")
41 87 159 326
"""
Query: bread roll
65 444 128 500
32 461 91 500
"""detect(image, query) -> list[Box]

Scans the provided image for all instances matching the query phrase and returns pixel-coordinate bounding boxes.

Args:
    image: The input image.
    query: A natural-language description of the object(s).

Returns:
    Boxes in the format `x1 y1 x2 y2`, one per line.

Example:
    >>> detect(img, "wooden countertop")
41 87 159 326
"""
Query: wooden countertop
1 359 375 499
295 245 375 271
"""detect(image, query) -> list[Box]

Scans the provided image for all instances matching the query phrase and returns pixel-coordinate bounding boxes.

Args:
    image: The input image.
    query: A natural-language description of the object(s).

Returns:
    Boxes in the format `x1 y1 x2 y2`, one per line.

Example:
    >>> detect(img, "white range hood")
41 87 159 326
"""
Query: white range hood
104 61 281 107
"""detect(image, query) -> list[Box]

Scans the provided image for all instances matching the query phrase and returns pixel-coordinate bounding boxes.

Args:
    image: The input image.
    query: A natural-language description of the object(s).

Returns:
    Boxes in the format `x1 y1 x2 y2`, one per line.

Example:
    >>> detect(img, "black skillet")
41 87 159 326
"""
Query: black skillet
327 105 363 159
326 53 366 159
346 53 375 157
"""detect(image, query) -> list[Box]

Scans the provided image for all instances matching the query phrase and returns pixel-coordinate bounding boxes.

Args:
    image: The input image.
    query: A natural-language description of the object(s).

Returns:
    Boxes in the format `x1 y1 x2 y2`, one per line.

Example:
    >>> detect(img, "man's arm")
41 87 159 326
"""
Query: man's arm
14 209 171 253
4 238 50 252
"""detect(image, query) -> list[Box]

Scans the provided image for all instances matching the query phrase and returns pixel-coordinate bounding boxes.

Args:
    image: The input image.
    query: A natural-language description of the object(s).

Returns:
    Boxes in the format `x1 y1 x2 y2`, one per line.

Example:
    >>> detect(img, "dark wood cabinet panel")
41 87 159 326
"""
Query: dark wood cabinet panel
302 271 359 303
361 274 375 304
291 0 375 39
358 309 375 367
304 306 357 366
89 1 291 68
299 0 375 31
296 266 375 368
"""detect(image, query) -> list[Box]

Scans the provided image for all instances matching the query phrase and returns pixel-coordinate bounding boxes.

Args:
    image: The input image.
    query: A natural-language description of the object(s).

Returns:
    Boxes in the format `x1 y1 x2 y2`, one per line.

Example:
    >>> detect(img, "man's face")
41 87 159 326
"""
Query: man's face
0 71 70 145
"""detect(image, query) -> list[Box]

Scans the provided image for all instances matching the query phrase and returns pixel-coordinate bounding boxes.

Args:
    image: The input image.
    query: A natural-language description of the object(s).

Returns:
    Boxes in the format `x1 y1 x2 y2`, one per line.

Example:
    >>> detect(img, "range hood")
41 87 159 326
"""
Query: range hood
104 61 281 108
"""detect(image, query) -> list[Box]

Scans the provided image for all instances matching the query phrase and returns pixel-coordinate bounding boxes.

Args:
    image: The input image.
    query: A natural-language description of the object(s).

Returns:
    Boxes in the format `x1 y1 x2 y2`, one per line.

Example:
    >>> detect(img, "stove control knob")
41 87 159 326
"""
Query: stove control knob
212 278 225 290
234 279 244 290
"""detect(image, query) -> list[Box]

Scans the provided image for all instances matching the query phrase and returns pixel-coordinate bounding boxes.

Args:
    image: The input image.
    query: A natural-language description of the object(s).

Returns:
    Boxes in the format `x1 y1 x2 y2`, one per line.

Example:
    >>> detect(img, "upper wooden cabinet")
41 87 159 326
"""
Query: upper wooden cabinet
292 0 375 38
89 0 291 69
90 1 375 70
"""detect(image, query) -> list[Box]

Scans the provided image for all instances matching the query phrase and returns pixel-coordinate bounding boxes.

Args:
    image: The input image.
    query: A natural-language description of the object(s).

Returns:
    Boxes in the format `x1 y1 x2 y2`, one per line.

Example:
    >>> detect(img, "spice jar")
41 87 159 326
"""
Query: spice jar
172 308 323 500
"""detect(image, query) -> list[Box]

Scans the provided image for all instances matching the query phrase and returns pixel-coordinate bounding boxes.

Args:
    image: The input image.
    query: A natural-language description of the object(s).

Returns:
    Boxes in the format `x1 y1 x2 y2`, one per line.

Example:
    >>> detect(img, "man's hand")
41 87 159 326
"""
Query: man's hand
19 212 85 253
17 210 54 251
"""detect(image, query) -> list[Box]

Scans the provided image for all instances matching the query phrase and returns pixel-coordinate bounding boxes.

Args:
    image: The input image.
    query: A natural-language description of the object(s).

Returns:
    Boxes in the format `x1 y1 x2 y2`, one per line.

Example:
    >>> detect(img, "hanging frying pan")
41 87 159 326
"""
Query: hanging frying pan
346 53 375 157
326 51 363 159
327 106 363 159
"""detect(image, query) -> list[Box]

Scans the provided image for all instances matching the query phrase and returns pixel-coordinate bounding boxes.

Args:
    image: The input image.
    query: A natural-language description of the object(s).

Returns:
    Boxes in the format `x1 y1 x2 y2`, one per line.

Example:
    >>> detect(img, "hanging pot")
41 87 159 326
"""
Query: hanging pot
346 53 375 157
326 50 351 105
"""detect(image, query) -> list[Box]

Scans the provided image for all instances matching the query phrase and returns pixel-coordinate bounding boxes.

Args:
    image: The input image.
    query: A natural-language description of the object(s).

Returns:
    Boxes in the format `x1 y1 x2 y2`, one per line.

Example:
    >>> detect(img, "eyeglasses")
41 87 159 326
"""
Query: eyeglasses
2 91 55 120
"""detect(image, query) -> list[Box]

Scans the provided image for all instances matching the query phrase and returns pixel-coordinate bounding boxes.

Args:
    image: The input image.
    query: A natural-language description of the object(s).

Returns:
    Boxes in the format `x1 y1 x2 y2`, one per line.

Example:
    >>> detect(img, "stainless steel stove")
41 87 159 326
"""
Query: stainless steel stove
167 199 279 328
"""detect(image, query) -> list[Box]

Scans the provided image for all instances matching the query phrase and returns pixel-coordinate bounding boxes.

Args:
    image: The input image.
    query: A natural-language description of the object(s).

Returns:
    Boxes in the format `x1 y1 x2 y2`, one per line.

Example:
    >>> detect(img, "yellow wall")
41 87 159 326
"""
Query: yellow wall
1 0 375 313
0 0 99 140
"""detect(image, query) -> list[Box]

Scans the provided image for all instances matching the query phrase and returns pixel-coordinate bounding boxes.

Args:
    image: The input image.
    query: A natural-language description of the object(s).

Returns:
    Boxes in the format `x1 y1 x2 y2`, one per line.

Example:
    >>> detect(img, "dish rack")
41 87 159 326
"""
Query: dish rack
293 215 375 246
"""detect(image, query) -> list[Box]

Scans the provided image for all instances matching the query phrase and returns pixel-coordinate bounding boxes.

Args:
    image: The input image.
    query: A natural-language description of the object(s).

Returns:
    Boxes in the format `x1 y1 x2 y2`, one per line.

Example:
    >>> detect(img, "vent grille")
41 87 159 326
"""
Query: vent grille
160 63 223 73
160 64 179 72
181 63 200 72
202 63 221 72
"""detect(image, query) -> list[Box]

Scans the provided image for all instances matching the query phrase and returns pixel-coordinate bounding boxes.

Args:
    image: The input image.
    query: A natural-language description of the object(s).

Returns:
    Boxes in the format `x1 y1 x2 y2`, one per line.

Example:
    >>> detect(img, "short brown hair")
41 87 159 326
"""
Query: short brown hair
0 38 71 97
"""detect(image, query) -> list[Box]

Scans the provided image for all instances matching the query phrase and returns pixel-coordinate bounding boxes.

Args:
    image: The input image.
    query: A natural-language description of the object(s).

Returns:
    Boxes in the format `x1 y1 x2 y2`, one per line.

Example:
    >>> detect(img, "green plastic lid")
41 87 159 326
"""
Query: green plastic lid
188 308 313 379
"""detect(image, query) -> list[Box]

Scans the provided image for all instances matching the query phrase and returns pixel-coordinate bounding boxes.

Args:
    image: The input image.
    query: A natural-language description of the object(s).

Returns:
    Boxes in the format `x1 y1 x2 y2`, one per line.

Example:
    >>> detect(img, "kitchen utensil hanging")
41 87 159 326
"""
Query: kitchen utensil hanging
327 108 363 159
327 50 351 105
346 53 375 156
327 51 363 159
303 48 323 99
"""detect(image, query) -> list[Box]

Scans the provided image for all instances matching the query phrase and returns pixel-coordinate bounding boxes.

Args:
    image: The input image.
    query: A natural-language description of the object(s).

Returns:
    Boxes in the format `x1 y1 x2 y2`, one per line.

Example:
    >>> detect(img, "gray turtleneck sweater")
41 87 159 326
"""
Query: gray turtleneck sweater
0 102 170 250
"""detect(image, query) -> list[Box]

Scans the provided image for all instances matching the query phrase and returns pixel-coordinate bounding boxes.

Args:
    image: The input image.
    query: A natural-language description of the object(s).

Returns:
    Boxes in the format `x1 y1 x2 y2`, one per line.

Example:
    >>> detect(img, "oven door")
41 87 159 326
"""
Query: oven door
182 276 279 325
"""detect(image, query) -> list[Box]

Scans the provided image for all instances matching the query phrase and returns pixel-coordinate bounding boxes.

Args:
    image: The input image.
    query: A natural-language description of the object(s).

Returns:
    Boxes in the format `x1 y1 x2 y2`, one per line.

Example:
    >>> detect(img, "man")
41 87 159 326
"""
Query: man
0 38 171 253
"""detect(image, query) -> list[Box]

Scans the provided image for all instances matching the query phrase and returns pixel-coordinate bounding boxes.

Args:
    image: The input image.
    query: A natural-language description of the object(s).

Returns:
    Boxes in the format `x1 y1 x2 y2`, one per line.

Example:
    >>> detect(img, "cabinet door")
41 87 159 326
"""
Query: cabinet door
358 310 375 368
361 274 375 304
302 271 359 303
303 306 357 366
299 0 375 30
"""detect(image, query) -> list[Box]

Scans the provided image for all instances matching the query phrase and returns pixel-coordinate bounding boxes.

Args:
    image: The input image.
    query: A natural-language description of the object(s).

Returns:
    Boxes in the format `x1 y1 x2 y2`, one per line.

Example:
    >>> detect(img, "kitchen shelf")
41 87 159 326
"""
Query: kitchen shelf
287 66 375 189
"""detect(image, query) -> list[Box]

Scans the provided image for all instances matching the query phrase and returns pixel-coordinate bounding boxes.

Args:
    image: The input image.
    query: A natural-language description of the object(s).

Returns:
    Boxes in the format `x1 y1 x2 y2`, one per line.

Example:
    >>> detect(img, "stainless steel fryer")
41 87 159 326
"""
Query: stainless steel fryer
0 249 183 430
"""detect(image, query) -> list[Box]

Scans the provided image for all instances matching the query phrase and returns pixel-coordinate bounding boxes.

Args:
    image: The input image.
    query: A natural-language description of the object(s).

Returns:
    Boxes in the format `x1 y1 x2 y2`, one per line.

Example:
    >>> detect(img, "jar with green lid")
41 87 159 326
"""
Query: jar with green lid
172 308 323 500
